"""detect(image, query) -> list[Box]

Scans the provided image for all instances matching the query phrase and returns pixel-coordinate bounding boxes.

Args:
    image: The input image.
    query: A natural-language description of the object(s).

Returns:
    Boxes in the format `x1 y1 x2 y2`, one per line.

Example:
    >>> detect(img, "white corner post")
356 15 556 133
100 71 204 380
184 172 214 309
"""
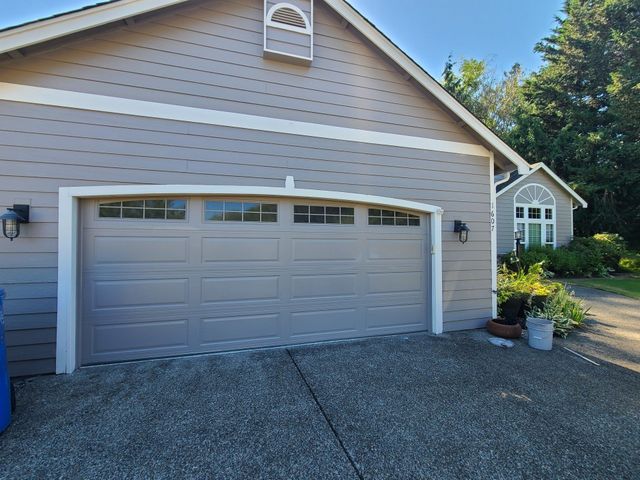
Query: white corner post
489 152 498 319
430 209 444 334
56 188 78 374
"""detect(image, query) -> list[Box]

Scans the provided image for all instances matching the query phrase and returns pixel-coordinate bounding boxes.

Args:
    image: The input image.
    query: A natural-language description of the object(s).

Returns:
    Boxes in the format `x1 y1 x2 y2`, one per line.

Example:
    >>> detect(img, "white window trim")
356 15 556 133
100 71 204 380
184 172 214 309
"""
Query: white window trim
514 183 556 249
55 177 444 373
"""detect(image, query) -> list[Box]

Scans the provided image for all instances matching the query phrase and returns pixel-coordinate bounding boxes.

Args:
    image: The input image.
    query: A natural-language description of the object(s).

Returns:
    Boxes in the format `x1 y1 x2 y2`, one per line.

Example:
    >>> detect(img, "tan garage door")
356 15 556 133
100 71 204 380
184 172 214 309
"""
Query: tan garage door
80 196 430 365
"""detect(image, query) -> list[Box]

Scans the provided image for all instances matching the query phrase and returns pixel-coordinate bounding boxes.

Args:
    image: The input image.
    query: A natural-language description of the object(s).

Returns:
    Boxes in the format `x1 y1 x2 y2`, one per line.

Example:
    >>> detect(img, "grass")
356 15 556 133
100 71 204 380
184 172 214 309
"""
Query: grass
570 276 640 300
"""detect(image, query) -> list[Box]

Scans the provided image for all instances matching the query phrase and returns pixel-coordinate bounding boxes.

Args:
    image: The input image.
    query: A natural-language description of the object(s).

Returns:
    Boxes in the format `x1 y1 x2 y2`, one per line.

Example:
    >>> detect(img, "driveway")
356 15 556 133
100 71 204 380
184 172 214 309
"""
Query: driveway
1 294 639 479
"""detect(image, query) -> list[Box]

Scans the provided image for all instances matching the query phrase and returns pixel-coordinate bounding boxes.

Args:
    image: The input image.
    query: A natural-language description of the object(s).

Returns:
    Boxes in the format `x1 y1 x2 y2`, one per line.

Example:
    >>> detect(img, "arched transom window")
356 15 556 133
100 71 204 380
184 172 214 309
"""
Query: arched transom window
514 183 556 249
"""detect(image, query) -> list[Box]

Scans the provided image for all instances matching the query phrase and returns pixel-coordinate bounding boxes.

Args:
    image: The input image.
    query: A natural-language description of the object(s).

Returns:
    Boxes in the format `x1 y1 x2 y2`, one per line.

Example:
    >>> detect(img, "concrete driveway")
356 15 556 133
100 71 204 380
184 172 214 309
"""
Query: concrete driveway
1 288 639 479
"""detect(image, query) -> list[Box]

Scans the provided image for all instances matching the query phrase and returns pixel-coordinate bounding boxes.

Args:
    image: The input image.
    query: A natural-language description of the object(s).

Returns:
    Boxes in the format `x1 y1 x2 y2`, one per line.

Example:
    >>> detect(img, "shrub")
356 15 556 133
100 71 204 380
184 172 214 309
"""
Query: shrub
497 263 548 315
620 252 640 273
530 287 590 337
593 233 627 270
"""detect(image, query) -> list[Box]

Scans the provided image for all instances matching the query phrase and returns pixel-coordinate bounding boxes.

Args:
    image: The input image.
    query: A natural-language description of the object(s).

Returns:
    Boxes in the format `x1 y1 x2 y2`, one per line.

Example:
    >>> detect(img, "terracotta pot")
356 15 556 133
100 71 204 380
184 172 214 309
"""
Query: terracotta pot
486 318 523 339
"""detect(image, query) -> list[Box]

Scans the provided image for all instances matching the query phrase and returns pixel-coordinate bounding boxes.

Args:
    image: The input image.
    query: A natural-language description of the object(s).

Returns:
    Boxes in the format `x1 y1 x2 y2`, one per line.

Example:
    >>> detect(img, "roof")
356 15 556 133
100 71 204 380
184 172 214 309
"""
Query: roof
0 0 532 174
496 163 588 208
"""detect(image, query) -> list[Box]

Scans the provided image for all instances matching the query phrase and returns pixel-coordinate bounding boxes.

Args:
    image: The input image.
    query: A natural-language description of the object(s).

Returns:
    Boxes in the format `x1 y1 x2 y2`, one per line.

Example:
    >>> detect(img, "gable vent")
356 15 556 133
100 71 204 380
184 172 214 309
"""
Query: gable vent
271 7 308 29
264 1 313 64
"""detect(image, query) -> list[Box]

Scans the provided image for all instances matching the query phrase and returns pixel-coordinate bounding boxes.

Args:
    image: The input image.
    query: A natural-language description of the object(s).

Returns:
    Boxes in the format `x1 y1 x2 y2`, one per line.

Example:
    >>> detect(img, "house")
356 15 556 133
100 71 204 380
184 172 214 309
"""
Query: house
496 162 587 255
0 0 532 377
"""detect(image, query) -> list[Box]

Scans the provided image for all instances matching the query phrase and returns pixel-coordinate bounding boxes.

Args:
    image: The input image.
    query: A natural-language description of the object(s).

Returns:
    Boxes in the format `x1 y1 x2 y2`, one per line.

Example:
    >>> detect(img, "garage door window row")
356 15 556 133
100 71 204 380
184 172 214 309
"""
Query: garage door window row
98 199 421 227
98 199 187 220
368 208 420 226
205 200 278 222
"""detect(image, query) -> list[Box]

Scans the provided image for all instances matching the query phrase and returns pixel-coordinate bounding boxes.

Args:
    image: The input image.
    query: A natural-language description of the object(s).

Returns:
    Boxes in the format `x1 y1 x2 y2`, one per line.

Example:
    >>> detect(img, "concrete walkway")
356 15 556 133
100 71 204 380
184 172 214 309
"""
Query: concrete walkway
1 321 638 479
561 285 640 372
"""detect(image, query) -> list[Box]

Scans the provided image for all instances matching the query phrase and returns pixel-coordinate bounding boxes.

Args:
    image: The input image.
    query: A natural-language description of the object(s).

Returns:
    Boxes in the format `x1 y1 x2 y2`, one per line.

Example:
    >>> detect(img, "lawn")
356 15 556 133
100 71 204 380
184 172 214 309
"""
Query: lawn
570 276 640 299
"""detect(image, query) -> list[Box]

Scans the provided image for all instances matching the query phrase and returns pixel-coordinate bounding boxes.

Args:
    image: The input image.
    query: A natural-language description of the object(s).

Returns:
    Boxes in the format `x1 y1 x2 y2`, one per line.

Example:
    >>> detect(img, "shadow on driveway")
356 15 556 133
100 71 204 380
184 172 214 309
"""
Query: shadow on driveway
1 330 639 479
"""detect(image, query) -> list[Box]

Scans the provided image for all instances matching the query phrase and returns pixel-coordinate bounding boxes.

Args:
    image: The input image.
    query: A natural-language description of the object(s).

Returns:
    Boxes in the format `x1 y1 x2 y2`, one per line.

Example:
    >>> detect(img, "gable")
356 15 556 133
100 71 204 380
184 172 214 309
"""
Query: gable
0 0 479 146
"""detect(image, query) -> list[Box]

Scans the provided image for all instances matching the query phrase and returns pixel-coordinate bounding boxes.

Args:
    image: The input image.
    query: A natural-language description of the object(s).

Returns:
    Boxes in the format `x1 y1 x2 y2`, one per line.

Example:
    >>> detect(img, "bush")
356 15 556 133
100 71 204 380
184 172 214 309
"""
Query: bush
511 233 629 278
530 287 590 337
620 252 640 273
497 263 550 315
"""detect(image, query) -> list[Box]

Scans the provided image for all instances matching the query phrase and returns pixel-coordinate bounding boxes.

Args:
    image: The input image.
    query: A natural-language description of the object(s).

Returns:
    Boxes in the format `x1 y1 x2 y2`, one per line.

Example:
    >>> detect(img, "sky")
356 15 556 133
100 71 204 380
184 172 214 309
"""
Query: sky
1 0 565 77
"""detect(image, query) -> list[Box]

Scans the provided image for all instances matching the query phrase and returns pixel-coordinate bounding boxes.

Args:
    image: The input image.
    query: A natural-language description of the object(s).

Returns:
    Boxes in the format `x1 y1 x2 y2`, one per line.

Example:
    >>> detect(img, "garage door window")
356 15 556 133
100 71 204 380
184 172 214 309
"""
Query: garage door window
204 200 278 222
293 205 355 224
368 208 420 226
98 199 187 220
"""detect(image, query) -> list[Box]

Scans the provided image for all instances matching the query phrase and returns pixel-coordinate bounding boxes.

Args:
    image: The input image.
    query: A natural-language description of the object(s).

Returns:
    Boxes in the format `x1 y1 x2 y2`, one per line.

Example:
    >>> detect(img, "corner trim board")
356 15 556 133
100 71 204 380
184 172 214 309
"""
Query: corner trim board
56 181 444 373
0 82 489 158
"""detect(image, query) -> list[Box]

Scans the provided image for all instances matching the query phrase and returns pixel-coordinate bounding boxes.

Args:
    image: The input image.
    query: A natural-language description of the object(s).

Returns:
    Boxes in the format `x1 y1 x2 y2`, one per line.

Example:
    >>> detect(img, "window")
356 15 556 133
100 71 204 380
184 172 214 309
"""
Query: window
98 199 186 220
545 224 554 245
368 209 420 226
545 208 553 220
294 205 354 224
528 208 541 219
515 207 524 219
204 200 277 222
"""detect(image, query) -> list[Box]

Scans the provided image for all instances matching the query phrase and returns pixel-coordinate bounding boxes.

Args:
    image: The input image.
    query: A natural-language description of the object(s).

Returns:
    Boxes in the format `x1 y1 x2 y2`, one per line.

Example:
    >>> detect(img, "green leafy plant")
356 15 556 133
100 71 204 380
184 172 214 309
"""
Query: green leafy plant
530 287 590 337
619 252 640 274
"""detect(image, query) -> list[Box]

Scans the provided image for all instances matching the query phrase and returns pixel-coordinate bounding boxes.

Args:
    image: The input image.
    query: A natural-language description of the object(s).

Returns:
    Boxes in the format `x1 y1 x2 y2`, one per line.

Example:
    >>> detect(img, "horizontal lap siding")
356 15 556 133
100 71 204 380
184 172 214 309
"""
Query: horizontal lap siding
0 0 491 375
497 169 574 254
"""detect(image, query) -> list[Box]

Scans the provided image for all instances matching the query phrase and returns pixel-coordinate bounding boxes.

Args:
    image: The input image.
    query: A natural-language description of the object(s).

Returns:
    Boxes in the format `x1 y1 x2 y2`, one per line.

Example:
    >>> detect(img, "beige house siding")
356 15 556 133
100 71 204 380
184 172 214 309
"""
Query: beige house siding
0 0 494 376
497 168 575 255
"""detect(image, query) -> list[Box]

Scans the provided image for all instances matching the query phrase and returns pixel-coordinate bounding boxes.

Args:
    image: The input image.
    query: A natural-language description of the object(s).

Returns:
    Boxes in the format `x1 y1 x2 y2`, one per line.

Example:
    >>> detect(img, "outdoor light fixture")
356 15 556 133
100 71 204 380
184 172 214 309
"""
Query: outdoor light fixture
1 205 30 241
514 229 524 258
454 220 470 244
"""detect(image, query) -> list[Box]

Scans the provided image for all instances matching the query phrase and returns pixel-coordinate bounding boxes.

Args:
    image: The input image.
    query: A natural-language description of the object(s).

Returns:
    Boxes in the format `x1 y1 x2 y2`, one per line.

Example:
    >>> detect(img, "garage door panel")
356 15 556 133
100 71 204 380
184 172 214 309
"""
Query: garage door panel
91 319 189 355
91 278 189 310
202 237 279 262
201 276 280 303
199 314 281 345
292 238 360 261
90 235 190 266
81 198 430 365
368 238 424 260
366 304 426 330
291 273 357 299
290 308 359 337
367 271 423 294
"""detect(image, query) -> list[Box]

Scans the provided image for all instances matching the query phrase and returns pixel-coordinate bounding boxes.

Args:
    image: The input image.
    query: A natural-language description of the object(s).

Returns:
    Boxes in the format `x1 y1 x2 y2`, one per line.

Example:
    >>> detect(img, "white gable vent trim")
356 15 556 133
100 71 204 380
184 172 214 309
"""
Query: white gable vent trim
264 1 313 63
267 3 310 32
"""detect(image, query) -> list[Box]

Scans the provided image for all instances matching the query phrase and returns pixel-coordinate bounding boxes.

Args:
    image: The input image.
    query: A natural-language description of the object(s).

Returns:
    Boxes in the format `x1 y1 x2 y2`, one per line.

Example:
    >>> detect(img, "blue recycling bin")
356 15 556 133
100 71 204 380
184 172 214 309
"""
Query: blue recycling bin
0 288 10 433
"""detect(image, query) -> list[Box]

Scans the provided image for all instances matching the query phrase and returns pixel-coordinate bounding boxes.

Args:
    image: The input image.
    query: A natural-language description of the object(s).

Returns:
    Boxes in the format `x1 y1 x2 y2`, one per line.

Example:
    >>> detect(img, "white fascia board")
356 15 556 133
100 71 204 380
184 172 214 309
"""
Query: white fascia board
322 0 531 175
0 0 190 55
496 163 588 208
0 82 489 158
56 181 444 373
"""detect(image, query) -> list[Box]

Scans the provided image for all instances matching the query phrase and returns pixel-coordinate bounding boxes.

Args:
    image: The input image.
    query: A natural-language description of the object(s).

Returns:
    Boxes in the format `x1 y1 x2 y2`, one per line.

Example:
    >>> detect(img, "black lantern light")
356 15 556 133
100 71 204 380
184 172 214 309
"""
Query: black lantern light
1 205 30 241
454 220 470 244
514 229 524 257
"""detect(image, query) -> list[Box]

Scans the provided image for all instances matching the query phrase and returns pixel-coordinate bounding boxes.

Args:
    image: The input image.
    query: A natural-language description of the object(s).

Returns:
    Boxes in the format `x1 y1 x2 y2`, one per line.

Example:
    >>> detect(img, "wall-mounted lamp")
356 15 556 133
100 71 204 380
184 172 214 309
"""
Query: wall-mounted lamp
454 220 470 244
1 204 30 241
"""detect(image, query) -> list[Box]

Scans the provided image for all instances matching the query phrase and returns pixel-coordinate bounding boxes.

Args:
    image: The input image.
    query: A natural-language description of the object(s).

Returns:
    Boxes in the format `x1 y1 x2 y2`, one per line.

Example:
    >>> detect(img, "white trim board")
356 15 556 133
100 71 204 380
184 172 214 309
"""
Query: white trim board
0 82 489 158
497 163 588 208
56 178 444 373
0 0 531 173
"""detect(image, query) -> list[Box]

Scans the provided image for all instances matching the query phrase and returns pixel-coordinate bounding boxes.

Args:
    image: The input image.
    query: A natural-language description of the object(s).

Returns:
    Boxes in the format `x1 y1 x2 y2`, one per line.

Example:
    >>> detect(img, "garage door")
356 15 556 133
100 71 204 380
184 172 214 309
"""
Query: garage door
80 196 430 365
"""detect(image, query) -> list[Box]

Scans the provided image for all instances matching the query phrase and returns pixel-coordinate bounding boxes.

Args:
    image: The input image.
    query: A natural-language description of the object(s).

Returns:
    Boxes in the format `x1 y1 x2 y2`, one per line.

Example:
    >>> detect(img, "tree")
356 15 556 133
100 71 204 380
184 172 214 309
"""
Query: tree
442 56 525 137
515 0 640 243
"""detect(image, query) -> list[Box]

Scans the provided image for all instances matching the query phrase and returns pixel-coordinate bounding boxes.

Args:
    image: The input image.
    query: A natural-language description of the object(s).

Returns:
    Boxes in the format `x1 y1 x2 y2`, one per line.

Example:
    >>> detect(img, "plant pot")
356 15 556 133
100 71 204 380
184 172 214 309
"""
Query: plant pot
501 296 523 324
486 318 523 339
530 295 548 311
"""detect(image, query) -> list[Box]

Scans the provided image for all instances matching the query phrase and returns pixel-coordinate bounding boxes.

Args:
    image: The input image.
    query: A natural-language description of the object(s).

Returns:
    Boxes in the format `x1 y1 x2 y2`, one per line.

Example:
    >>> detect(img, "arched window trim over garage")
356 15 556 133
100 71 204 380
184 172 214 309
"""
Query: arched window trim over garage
514 183 556 249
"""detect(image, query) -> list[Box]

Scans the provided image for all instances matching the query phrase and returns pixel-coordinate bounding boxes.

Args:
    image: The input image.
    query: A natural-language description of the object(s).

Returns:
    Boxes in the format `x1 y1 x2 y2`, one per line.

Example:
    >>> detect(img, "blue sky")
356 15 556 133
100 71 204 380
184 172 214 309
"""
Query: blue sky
2 0 564 77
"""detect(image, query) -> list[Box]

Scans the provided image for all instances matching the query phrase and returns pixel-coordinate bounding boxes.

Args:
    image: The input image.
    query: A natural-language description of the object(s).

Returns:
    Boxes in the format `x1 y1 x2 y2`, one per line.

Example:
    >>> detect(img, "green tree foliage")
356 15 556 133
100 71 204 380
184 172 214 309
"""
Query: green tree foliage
442 0 640 246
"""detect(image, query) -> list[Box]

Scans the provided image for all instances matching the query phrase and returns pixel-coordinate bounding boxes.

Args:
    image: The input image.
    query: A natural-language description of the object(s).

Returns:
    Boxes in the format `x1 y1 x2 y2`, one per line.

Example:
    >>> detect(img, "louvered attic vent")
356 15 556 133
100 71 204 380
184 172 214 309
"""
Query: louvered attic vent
271 7 307 29
264 1 313 64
